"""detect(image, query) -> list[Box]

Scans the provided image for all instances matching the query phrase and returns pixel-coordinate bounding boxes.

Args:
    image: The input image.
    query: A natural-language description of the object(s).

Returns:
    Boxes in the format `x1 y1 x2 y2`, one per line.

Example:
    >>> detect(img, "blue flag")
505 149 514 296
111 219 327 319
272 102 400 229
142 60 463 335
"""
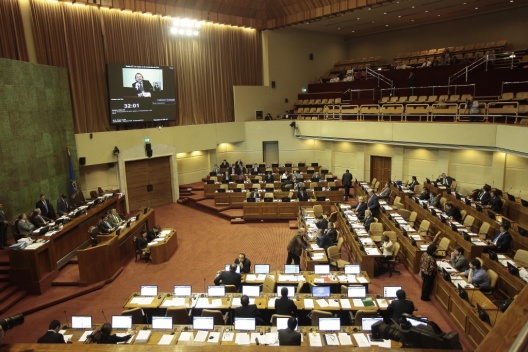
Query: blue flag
68 148 78 194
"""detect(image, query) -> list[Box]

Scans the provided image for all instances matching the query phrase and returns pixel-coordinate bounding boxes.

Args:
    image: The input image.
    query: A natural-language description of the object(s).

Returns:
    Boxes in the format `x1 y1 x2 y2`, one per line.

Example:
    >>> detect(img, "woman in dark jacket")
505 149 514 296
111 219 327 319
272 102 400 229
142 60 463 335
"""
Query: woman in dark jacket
94 323 132 344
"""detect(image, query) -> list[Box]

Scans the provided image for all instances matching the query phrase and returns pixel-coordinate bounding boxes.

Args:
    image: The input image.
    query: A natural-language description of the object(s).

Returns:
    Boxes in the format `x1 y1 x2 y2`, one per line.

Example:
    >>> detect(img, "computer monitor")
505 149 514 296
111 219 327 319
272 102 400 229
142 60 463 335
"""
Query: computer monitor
225 264 241 274
458 283 470 304
318 317 340 332
272 163 279 168
477 304 491 325
285 163 293 167
312 286 331 298
217 188 226 193
221 180 229 184
276 317 298 331
507 194 515 201
442 267 451 282
150 316 172 330
254 264 270 274
426 178 431 184
284 264 300 274
316 196 326 202
330 186 339 191
208 285 226 297
144 207 150 214
265 187 274 192
111 315 132 330
314 186 323 191
314 264 330 275
503 218 511 229
487 211 496 220
347 285 367 298
276 285 296 298
362 317 384 331
234 317 256 331
311 162 319 167
518 226 528 237
383 286 402 298
71 316 92 329
140 285 158 296
488 250 498 261
193 316 215 330
281 197 291 202
233 188 242 192
507 262 519 277
247 197 256 202
242 285 260 297
307 170 315 174
522 199 528 207
344 264 361 274
264 197 274 203
173 285 192 297
209 172 216 176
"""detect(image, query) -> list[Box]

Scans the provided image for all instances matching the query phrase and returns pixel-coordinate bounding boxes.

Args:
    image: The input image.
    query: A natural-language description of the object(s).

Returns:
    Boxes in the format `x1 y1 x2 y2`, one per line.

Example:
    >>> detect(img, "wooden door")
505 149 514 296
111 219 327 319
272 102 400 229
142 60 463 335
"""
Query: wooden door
370 156 391 189
125 156 172 211
263 141 279 164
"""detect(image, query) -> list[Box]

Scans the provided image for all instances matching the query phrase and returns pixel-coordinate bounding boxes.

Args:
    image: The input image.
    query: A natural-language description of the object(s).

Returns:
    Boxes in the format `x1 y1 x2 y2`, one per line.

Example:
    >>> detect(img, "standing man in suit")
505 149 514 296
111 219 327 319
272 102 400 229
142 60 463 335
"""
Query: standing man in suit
276 287 298 317
214 264 241 290
234 295 265 325
490 224 512 253
37 320 65 343
132 72 153 95
386 289 415 323
354 196 367 220
297 187 309 201
279 317 301 346
341 169 353 200
36 194 56 219
234 253 252 274
220 159 230 169
56 194 71 216
0 202 8 249
367 189 380 218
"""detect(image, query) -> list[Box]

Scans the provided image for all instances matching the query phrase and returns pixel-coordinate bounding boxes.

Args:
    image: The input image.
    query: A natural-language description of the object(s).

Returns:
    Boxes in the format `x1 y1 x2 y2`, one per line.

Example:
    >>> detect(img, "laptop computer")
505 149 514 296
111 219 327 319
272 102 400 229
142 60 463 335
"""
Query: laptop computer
276 285 296 298
318 317 340 332
254 264 270 274
111 315 132 330
71 316 92 329
284 264 300 274
314 264 331 275
383 286 402 298
312 286 331 298
234 317 256 331
242 285 260 297
344 264 361 274
152 316 173 330
208 285 226 297
193 316 215 330
173 285 192 297
347 285 367 298
140 285 158 296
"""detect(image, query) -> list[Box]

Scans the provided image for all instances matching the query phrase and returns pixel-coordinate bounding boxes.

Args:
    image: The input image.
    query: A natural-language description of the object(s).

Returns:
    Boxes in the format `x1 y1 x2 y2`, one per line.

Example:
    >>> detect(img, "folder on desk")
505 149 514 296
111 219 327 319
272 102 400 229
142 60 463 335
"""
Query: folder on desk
362 297 375 307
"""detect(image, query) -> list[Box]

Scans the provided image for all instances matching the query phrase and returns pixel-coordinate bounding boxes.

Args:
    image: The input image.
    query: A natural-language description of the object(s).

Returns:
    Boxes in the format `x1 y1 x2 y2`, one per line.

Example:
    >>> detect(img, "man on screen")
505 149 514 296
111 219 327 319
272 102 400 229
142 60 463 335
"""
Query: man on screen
132 73 153 95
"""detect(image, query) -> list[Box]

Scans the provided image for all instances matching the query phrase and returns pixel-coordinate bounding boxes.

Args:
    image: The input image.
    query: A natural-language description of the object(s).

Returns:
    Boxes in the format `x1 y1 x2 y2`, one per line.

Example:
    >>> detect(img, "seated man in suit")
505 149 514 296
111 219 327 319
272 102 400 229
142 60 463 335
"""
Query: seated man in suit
264 172 275 183
315 214 328 232
297 187 309 201
56 194 72 216
445 246 470 272
275 287 298 317
444 202 462 222
98 215 115 234
30 208 49 228
489 190 503 213
316 228 333 250
234 295 265 325
429 192 440 207
107 209 124 227
211 164 221 174
234 253 251 274
489 224 512 253
354 196 367 220
135 230 150 258
37 320 65 343
324 222 338 243
132 72 153 95
17 213 35 236
363 209 375 231
278 317 301 346
378 182 391 199
147 225 161 243
214 264 241 290
461 259 491 290
436 173 452 187
36 194 56 219
419 187 430 201
248 190 260 200
385 289 415 323
220 159 230 169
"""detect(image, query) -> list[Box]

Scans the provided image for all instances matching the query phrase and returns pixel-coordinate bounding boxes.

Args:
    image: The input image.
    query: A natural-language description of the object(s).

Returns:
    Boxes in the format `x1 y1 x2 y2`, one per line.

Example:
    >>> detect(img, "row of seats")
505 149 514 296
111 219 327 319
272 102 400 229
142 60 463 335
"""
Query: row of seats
394 41 507 61
294 97 342 106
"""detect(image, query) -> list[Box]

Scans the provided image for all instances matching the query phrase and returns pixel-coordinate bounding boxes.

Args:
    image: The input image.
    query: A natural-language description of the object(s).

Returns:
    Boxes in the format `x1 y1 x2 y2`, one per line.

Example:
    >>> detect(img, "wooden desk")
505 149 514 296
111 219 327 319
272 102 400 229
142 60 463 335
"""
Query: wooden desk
481 254 526 298
8 195 126 294
243 201 333 221
123 292 168 309
149 229 178 265
77 235 121 286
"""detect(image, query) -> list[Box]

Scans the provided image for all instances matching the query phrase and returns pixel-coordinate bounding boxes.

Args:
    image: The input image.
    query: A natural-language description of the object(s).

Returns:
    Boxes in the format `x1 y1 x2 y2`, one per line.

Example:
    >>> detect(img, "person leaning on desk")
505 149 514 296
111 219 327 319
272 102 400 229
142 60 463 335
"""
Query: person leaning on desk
443 246 470 272
234 253 251 274
459 259 491 291
214 264 241 289
444 202 462 222
88 323 133 344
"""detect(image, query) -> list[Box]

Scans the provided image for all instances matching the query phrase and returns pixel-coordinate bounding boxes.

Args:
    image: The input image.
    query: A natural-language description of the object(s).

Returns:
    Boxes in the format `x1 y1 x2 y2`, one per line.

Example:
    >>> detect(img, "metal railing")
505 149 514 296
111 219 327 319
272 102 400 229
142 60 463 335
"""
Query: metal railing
449 52 523 86
365 67 393 88
380 84 475 99
501 80 528 95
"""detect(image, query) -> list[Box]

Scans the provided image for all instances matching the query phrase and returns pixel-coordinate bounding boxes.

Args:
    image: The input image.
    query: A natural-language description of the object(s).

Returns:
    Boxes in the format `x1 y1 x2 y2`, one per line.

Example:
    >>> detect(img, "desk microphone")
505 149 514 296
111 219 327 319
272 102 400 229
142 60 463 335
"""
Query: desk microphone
255 337 260 345
203 278 206 292
144 312 149 329
63 310 69 329
102 310 108 323
492 308 500 327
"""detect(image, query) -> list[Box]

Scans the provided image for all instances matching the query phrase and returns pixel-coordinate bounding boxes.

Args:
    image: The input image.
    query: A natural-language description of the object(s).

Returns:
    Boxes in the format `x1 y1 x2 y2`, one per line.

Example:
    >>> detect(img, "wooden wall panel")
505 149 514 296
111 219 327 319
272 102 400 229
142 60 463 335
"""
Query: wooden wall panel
125 156 172 210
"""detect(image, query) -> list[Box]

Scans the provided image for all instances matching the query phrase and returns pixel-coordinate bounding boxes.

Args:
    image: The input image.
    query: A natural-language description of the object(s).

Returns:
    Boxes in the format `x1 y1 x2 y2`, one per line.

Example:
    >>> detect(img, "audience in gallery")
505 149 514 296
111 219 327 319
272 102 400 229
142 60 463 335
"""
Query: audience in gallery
234 253 252 274
214 264 241 289
37 320 65 344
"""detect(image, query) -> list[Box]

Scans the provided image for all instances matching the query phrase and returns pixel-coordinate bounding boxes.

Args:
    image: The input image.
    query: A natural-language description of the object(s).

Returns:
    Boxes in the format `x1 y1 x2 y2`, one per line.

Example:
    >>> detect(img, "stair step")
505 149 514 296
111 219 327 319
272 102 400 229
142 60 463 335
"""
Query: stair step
0 286 20 301
0 274 9 282
0 290 27 314
0 282 10 292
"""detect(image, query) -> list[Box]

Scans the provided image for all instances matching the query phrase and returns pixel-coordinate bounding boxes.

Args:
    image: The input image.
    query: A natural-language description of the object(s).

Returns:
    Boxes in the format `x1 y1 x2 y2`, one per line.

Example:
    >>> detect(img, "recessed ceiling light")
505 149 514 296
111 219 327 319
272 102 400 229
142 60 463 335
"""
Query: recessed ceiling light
357 17 360 20
371 21 375 24
383 12 387 15
337 27 341 30
437 14 441 17
425 10 428 13
475 7 478 9
385 24 389 27
398 15 401 18
351 30 355 33
411 5 415 8
411 19 414 22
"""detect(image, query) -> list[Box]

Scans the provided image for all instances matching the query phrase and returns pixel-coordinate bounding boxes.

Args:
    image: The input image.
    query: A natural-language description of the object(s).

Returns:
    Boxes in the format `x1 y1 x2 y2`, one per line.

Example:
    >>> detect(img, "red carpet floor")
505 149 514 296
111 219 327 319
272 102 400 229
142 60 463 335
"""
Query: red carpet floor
1 202 469 349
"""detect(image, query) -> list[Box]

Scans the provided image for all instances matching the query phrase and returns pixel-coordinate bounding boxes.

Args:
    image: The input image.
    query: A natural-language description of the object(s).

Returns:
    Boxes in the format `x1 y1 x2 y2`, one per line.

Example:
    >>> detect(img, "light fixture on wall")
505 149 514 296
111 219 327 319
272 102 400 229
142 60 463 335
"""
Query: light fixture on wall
113 146 120 155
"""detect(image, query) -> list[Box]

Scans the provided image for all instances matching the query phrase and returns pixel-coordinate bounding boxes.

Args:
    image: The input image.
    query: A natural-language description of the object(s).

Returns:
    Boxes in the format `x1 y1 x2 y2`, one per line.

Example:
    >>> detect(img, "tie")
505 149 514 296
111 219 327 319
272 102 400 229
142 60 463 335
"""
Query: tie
43 201 48 212
494 232 503 245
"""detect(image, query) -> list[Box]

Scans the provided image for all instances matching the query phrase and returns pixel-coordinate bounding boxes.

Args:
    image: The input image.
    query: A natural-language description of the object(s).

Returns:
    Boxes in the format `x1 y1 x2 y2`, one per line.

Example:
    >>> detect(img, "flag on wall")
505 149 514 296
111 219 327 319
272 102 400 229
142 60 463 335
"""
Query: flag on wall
67 148 78 194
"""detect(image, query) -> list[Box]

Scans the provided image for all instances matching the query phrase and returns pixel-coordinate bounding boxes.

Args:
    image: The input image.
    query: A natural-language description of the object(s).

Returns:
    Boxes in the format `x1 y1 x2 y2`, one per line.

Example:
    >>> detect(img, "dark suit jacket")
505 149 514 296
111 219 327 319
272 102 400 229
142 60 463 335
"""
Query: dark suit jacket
279 328 301 346
437 176 453 187
363 215 374 231
316 233 333 249
264 174 275 183
214 271 241 288
446 207 462 222
341 172 352 186
57 197 71 215
355 202 367 219
234 258 252 273
325 228 338 243
386 299 415 321
489 196 503 213
98 220 114 234
132 80 153 92
367 193 380 217
479 192 491 205
492 231 512 253
315 218 328 231
275 296 298 316
234 304 261 319
220 161 230 168
30 214 47 228
297 190 309 201
37 330 65 343
36 199 55 219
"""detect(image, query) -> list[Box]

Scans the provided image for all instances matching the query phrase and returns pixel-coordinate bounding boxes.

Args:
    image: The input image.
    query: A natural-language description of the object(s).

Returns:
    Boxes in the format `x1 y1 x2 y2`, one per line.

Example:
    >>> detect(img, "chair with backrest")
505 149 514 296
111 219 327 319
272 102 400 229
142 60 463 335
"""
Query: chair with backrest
98 187 105 196
310 182 319 189
266 183 274 189
434 237 450 258
463 215 475 229
121 308 144 325
513 249 528 267
460 210 467 222
439 197 447 209
371 178 377 187
327 245 350 270
431 231 441 244
418 220 430 237
481 269 498 295
310 310 333 326
353 310 379 326
369 223 384 242
408 211 418 227
413 184 422 193
90 190 98 199
202 309 228 325
328 211 338 223
166 307 190 324
313 205 324 218
451 181 458 192
224 285 238 293
262 275 276 293
398 209 411 221
478 222 491 240
382 242 401 277
393 196 401 206
383 231 397 243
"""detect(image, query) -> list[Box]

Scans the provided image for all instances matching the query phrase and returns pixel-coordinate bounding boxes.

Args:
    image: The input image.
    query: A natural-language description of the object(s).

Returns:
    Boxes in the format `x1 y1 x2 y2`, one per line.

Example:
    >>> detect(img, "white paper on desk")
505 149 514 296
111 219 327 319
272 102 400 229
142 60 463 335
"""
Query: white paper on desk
235 333 250 345
328 299 340 308
147 242 157 247
268 297 277 308
353 333 371 347
25 243 45 249
297 276 306 282
211 298 222 307
160 230 171 235
411 235 421 240
419 245 429 251
340 299 351 309
194 330 208 342
316 298 329 308
257 274 268 281
497 254 507 260
325 333 340 345
134 330 151 343
338 332 353 345
171 297 186 306
265 332 279 346
250 332 262 344
360 238 374 245
314 278 325 283
179 331 194 341
352 298 364 307
158 334 175 345
196 297 210 307
130 297 154 305
368 335 391 347
357 276 368 283
221 331 234 341
309 332 322 346
338 275 348 282
279 275 295 281
311 244 322 250
304 298 314 309
376 298 388 308
207 331 220 343
78 330 94 342
245 274 257 281
365 248 380 255
473 240 487 246
347 274 357 283
312 254 325 260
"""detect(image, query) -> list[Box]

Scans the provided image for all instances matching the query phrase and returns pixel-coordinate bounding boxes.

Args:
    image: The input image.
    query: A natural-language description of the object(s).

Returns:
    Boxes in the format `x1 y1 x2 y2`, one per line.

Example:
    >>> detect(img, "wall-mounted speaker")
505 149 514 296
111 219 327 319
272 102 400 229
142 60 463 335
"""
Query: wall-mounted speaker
271 81 276 88
79 157 86 165
309 53 314 60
